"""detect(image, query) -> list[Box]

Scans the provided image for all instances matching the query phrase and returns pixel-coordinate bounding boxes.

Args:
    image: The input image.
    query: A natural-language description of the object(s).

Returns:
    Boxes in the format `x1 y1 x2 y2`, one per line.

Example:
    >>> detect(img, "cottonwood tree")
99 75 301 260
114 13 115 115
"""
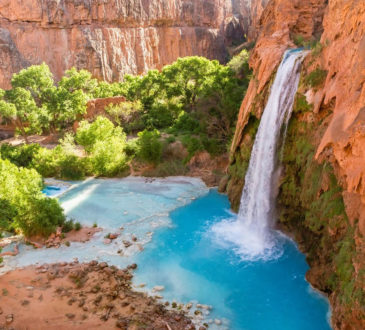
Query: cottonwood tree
0 87 46 143
0 64 98 138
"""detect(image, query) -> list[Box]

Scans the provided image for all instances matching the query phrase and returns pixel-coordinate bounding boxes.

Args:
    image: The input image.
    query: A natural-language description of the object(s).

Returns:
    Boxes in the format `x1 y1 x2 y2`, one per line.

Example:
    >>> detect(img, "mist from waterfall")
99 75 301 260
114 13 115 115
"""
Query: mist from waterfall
212 49 307 260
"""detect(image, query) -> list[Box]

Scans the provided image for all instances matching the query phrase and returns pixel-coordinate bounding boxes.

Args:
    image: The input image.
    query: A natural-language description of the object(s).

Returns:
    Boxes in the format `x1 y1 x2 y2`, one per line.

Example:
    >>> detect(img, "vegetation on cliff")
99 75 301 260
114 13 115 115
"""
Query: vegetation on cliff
278 89 364 320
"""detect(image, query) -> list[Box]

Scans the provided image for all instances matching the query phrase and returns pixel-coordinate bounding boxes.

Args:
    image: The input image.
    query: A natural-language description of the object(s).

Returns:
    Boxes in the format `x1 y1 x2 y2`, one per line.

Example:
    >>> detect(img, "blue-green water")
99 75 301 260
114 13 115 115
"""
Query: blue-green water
5 177 331 329
134 189 331 330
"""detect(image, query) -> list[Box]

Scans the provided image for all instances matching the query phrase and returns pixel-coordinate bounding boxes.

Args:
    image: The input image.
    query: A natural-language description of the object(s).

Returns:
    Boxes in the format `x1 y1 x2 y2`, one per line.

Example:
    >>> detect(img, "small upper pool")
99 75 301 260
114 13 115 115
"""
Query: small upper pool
10 177 331 329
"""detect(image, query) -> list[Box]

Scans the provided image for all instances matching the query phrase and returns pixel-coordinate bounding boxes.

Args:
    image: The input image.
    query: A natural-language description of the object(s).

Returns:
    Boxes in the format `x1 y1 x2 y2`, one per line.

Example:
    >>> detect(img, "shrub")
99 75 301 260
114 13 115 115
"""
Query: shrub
137 129 162 165
0 198 18 232
58 154 86 180
74 222 82 231
228 49 250 79
171 111 201 134
304 68 328 88
75 117 118 153
124 138 139 157
147 101 175 128
31 147 59 177
294 93 312 114
201 135 223 156
74 117 128 176
166 136 176 144
62 219 75 233
32 144 86 180
293 34 305 47
181 135 204 158
0 159 65 237
105 100 144 132
0 143 41 168
89 135 128 177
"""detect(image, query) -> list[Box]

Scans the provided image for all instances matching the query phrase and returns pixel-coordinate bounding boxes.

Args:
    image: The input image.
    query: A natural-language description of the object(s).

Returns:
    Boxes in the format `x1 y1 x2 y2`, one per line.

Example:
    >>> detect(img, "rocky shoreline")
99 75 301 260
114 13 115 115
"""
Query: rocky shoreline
0 261 198 330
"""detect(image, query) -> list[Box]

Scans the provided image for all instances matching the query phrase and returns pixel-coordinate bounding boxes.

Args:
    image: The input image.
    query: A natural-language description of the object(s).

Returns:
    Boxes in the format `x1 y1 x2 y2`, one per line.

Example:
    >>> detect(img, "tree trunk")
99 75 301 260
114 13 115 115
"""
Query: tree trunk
18 120 29 144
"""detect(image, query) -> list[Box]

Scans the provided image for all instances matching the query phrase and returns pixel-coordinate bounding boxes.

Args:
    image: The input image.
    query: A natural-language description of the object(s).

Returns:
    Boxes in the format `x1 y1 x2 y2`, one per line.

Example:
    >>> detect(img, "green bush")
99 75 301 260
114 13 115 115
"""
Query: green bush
105 100 144 133
58 154 86 180
0 198 18 232
62 219 75 233
137 129 162 164
32 145 86 180
228 49 251 79
166 136 176 144
89 135 128 177
201 135 223 156
293 34 306 47
31 147 59 177
147 101 175 129
0 159 65 237
172 111 201 133
76 117 118 152
294 93 312 113
304 68 328 88
181 135 204 158
124 138 140 157
74 117 128 176
0 143 41 168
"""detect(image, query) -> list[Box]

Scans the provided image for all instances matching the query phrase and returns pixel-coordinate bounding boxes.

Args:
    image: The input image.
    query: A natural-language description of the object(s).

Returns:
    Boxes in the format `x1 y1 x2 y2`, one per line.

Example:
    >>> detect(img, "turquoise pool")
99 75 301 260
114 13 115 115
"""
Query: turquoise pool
8 177 331 329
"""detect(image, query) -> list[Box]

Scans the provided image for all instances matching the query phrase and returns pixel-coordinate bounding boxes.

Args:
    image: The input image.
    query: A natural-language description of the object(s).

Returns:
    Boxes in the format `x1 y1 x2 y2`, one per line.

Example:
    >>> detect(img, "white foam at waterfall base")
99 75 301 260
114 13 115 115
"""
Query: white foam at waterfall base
211 217 285 261
212 49 307 261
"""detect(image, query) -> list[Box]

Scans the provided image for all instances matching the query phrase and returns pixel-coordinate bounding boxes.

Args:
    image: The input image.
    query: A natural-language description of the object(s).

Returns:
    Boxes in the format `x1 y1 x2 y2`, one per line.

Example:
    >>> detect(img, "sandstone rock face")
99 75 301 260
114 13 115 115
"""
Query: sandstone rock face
231 0 327 153
228 0 364 328
0 0 256 88
315 0 365 232
247 0 270 40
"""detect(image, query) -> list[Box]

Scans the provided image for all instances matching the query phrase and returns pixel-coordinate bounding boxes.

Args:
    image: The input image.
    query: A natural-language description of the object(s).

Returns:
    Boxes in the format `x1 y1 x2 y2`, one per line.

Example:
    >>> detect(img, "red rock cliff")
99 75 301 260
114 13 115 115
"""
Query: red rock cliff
0 0 255 88
228 0 365 328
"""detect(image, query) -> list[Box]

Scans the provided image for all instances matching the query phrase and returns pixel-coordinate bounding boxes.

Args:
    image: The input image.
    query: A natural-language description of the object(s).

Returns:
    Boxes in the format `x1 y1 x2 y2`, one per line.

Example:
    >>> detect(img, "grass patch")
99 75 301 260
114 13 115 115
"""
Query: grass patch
304 68 328 89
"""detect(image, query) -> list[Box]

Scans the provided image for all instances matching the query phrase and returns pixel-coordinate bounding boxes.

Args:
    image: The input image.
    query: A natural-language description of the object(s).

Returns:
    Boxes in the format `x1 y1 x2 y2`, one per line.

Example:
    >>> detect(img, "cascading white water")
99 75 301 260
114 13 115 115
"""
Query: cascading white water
212 49 307 260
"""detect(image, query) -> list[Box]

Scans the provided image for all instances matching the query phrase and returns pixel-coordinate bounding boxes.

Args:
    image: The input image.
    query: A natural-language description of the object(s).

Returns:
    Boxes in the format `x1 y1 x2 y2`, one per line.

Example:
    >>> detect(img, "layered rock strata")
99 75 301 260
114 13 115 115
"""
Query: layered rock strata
226 0 365 328
0 0 260 88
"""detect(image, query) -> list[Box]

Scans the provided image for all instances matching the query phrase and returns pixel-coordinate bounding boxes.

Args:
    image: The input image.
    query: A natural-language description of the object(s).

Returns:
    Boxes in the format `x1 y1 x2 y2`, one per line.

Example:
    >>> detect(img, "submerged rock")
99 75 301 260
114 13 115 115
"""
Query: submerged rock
152 285 165 292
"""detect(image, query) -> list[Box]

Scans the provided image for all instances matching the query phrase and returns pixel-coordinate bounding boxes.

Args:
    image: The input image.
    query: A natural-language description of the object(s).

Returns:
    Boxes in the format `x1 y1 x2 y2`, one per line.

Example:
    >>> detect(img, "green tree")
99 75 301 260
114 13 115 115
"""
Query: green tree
105 100 144 132
162 57 219 111
93 81 126 98
0 87 46 143
58 68 97 95
48 68 98 130
11 63 54 106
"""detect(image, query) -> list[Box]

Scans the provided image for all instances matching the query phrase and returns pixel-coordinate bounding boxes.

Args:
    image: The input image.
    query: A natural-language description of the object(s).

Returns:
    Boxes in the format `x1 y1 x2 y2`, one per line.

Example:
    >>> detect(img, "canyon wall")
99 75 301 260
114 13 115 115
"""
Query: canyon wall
228 0 328 209
0 0 257 89
227 0 365 328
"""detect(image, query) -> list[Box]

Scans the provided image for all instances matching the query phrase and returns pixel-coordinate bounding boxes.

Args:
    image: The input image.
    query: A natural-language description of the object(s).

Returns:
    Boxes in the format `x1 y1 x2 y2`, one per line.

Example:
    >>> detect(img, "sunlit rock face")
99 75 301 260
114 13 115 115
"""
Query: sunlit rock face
0 0 262 88
231 0 327 153
228 0 365 328
315 0 365 233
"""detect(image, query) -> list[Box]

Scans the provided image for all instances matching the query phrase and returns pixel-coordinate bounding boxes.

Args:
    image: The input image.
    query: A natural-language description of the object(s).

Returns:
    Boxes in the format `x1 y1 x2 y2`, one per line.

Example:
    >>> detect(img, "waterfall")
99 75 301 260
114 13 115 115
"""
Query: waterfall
212 49 307 260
